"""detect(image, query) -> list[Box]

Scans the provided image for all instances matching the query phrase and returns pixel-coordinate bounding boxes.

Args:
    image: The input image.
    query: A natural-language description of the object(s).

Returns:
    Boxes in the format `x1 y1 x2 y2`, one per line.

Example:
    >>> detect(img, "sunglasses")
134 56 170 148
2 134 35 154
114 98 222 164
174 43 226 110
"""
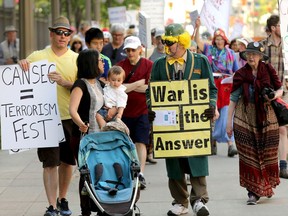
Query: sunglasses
161 40 176 47
51 29 72 37
74 41 82 44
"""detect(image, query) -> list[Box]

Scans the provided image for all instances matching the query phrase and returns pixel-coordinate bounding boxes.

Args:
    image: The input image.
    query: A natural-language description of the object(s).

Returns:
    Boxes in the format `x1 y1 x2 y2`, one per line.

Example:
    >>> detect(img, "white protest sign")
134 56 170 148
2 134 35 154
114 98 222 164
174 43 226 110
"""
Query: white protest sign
200 0 231 36
139 11 151 49
279 0 288 70
140 0 164 30
108 6 127 24
0 61 63 150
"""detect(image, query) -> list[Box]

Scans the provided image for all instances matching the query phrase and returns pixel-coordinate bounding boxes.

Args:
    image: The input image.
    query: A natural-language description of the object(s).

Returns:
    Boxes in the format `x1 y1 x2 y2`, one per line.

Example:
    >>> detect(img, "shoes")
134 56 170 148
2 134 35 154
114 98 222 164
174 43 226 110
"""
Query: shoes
227 145 238 157
146 153 157 164
167 204 189 216
192 199 209 216
44 205 59 216
138 174 146 190
279 169 288 179
57 198 72 216
247 195 259 205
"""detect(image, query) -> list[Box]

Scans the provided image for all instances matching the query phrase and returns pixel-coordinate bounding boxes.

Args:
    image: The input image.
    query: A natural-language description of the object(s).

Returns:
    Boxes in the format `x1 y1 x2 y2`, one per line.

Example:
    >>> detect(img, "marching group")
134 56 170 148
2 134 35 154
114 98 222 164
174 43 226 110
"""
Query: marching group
1 12 287 216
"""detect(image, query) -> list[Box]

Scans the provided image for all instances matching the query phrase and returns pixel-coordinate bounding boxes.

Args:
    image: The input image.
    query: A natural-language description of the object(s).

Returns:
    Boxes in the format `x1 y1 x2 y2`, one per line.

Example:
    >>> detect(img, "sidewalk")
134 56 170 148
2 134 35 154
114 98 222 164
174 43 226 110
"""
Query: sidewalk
0 144 288 216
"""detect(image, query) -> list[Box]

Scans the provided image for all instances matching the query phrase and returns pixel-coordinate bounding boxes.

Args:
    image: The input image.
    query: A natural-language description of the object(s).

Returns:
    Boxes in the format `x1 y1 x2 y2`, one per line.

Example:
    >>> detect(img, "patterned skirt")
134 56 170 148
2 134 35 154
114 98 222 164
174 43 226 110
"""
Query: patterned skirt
233 98 280 197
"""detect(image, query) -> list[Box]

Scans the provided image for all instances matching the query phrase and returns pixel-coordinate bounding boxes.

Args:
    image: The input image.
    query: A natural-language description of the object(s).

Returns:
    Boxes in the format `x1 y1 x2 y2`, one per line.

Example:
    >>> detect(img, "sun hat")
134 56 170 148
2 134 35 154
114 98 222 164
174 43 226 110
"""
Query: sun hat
123 36 141 50
236 37 253 48
4 25 17 35
48 16 73 32
239 42 269 61
212 28 229 46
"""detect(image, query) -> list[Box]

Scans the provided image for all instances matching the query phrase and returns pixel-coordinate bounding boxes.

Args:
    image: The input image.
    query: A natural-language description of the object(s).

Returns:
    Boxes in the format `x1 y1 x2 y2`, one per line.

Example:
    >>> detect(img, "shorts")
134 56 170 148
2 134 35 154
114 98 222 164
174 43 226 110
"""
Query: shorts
122 114 150 145
97 108 108 119
38 119 76 168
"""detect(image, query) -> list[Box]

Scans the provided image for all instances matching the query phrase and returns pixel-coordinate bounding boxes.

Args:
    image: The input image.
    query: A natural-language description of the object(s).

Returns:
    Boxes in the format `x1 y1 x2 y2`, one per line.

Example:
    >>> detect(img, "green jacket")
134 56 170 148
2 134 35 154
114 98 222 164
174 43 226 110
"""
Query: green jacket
150 50 217 179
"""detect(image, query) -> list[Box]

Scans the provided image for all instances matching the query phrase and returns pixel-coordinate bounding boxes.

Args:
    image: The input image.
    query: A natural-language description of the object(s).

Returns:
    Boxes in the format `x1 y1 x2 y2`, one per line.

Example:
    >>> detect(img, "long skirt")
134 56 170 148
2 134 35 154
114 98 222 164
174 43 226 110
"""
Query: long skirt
233 98 280 197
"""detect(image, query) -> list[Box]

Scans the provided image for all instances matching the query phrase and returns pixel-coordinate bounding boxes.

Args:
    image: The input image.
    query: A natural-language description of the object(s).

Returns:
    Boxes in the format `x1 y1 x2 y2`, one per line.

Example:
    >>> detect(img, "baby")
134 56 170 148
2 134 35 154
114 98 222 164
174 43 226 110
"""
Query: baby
96 65 128 128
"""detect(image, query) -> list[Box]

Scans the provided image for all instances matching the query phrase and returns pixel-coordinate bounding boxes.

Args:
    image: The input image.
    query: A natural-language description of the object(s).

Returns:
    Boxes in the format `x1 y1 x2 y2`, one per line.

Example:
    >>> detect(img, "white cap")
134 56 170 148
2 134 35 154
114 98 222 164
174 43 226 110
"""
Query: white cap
103 31 111 39
236 37 253 48
123 36 141 49
155 29 164 38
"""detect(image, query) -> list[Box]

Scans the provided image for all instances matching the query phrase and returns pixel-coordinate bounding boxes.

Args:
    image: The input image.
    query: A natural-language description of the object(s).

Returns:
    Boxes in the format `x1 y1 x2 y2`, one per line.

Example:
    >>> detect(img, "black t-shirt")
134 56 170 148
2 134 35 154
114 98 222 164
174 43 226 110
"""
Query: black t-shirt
71 79 91 136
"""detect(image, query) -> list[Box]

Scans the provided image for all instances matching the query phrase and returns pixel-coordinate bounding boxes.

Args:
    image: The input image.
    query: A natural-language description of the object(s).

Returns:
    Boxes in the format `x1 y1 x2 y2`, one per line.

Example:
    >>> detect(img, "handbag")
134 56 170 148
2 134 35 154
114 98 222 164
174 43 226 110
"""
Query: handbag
271 97 288 126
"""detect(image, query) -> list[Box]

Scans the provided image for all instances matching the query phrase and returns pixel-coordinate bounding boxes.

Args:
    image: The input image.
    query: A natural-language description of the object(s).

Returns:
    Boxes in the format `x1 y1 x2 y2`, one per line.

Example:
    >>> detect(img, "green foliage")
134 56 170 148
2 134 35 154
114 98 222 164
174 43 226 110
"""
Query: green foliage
32 0 140 28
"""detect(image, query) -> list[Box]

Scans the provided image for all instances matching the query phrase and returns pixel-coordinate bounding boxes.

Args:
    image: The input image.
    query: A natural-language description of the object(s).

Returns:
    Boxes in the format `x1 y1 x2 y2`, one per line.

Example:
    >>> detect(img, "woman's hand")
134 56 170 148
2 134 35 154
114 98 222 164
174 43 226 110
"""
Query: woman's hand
195 16 201 28
226 120 233 138
106 107 117 121
79 122 89 133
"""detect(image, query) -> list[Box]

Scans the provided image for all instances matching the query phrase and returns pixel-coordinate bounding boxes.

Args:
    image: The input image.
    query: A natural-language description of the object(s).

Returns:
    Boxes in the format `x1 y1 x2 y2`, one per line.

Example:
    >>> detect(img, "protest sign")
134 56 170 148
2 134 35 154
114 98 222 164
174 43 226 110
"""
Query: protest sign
200 0 231 36
0 61 63 150
149 79 212 158
138 11 151 49
108 6 127 24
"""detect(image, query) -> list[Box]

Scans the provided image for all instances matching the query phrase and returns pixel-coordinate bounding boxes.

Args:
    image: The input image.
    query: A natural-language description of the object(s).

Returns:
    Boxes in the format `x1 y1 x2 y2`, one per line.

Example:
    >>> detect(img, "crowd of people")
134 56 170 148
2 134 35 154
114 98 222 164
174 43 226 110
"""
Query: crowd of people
1 12 287 216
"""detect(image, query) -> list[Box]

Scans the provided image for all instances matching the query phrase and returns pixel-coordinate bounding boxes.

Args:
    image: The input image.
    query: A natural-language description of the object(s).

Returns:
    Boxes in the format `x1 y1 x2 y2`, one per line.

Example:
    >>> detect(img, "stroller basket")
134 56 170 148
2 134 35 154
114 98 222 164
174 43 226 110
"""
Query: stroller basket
78 130 140 216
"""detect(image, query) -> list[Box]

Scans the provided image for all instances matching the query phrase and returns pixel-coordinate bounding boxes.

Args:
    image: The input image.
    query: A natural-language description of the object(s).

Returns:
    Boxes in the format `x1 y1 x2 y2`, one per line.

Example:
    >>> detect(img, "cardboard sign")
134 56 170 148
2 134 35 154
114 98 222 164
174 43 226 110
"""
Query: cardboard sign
150 79 212 158
0 61 63 150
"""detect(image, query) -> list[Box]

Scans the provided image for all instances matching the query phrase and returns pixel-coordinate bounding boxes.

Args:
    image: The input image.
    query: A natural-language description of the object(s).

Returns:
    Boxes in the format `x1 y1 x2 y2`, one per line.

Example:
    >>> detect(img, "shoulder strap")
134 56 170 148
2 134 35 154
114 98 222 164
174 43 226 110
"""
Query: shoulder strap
124 58 142 83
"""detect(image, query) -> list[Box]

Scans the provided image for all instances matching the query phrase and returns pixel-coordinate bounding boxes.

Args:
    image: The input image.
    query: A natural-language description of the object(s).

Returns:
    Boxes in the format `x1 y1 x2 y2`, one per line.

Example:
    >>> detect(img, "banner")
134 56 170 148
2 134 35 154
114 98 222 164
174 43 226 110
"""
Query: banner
200 0 231 36
138 11 151 49
279 0 288 70
149 79 212 158
0 61 63 150
140 0 164 30
108 6 127 24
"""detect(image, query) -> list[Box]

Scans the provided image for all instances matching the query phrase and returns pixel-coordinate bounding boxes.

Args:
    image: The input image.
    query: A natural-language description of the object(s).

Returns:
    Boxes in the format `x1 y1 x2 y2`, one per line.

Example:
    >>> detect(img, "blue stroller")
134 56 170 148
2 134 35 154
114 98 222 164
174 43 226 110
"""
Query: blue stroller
78 130 141 216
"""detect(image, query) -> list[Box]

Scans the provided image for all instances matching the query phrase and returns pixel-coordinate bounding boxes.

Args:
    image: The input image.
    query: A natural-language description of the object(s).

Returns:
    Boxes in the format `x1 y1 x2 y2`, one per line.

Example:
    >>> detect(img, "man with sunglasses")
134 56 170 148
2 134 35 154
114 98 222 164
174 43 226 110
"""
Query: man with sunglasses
117 36 153 190
150 23 217 216
18 16 78 216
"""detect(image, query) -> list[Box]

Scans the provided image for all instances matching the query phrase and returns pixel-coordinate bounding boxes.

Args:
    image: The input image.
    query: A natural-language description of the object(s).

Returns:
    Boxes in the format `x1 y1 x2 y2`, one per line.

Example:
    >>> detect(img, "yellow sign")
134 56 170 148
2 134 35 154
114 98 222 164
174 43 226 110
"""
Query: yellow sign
150 79 211 158
153 130 212 158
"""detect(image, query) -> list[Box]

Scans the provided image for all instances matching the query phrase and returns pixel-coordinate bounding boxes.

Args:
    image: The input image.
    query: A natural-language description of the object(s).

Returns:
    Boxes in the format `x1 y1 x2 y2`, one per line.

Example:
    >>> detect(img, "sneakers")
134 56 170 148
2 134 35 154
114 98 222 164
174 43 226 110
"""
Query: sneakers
247 195 259 205
192 199 209 216
227 145 238 157
57 198 72 216
44 205 59 216
138 174 146 190
167 204 189 216
279 169 288 179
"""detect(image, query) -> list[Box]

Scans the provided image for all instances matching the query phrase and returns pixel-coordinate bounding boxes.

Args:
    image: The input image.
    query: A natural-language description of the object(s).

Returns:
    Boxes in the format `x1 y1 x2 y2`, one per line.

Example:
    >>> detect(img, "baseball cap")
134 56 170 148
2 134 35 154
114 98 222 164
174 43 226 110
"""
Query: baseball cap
123 36 141 50
154 29 164 38
236 37 253 48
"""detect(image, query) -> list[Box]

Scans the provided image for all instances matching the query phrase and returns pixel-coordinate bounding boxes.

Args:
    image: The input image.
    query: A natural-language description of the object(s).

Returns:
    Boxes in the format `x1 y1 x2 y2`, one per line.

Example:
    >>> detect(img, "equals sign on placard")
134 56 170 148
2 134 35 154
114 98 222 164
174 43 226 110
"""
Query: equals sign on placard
20 89 34 100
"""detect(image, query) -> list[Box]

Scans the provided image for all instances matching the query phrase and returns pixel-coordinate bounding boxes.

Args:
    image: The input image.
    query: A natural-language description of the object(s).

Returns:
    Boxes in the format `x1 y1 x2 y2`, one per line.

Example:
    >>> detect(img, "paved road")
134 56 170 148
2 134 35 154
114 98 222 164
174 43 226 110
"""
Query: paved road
0 143 288 216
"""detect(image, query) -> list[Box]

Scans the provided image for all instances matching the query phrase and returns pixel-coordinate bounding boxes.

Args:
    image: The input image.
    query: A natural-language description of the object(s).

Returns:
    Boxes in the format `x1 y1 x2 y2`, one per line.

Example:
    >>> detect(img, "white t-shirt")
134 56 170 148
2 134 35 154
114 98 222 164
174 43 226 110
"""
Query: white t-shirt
103 84 128 108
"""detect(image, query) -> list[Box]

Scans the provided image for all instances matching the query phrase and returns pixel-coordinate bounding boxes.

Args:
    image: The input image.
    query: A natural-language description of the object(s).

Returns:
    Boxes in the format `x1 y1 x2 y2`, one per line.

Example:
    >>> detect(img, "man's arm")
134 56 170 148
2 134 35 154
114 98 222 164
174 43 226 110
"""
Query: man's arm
124 79 145 93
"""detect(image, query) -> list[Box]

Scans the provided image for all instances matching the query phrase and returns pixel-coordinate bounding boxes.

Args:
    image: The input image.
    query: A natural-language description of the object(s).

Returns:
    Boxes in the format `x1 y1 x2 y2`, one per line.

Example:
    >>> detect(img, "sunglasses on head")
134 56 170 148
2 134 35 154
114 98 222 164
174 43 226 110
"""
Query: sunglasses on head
51 29 72 37
161 40 176 47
